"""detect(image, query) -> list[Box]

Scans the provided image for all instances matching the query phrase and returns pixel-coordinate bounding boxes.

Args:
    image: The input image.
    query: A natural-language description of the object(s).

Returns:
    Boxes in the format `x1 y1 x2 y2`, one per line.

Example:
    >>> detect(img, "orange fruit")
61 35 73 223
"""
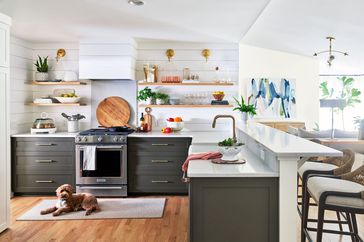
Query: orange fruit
175 117 183 122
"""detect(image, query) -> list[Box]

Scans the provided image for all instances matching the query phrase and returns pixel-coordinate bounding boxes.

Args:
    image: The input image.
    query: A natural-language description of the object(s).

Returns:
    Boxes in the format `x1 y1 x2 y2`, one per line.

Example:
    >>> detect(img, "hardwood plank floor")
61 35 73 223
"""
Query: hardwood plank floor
0 196 363 242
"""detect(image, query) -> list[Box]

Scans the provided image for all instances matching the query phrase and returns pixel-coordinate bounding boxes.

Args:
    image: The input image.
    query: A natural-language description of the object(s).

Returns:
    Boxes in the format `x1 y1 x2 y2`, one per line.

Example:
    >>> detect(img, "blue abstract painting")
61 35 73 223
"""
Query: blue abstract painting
248 78 296 118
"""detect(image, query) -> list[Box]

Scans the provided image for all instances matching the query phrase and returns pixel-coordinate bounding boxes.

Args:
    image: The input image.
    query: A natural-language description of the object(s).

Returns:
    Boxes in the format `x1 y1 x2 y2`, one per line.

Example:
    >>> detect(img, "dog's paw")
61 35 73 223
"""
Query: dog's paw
52 212 60 217
40 211 46 215
85 211 91 216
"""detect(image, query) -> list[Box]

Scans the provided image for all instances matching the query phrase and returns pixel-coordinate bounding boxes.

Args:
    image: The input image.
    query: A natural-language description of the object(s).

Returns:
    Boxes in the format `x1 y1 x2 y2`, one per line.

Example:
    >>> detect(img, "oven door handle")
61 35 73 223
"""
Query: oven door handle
77 186 123 190
77 145 125 150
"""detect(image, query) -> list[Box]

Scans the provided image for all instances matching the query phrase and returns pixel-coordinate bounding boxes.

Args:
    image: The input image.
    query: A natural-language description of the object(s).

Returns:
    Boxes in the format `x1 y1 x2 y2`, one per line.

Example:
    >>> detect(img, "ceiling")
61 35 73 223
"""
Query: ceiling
1 0 364 73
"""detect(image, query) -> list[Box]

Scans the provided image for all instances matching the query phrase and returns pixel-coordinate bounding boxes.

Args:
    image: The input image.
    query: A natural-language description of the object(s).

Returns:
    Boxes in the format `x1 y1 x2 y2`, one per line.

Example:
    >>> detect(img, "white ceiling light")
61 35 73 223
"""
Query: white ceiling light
128 0 145 6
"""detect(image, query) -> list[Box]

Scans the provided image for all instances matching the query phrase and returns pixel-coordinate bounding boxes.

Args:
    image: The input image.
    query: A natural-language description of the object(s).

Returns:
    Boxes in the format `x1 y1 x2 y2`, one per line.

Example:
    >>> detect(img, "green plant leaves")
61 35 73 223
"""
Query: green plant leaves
34 55 49 72
233 96 257 116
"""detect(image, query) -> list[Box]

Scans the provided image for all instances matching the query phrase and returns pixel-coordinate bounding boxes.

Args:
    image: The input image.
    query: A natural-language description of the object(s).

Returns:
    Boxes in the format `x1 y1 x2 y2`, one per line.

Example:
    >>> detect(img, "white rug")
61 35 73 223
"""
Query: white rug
17 198 166 221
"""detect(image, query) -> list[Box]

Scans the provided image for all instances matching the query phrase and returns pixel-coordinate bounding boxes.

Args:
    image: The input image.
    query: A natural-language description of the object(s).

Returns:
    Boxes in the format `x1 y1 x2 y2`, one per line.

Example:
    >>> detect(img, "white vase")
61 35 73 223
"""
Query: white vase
145 97 153 105
241 112 248 123
156 99 165 105
35 72 49 82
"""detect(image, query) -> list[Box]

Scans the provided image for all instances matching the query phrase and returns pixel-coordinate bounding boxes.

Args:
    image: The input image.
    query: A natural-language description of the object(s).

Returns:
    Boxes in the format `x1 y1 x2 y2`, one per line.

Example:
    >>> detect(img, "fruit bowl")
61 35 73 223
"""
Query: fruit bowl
54 96 81 103
212 93 225 101
166 121 184 131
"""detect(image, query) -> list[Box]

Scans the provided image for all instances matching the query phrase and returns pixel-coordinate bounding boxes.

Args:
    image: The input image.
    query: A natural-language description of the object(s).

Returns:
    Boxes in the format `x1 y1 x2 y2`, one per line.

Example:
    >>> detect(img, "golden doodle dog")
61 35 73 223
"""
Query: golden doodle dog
40 184 100 216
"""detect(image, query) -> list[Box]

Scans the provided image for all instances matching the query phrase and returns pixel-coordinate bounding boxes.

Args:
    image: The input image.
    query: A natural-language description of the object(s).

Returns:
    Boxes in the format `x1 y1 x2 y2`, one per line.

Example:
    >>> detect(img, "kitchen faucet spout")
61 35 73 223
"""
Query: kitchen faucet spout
212 115 236 143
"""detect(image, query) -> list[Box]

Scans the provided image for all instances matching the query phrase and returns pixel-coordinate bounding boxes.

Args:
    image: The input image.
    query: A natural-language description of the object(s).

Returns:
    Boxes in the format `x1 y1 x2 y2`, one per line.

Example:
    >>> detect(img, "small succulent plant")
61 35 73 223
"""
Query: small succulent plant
34 55 49 72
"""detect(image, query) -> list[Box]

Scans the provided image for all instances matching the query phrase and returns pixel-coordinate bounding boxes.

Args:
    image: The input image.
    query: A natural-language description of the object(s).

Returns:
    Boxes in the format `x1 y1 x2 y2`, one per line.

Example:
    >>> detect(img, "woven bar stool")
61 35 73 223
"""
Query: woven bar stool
302 165 364 242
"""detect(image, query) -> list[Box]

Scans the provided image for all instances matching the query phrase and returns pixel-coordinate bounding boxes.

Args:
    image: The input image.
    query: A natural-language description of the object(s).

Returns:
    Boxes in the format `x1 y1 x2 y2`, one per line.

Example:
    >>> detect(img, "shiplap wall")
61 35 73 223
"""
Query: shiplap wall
9 36 34 134
136 42 239 131
31 43 92 131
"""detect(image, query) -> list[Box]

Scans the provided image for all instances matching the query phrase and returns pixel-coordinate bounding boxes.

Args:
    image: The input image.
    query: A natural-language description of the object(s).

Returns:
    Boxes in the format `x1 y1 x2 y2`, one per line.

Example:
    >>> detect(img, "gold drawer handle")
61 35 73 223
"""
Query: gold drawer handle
35 160 54 163
36 143 56 146
151 144 170 146
151 160 169 163
151 180 169 183
35 180 54 183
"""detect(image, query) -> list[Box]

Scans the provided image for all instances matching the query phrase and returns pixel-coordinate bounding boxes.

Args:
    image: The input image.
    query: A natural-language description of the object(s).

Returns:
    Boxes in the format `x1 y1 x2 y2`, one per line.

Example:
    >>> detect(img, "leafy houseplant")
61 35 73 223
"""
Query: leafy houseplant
233 96 257 123
137 87 155 104
155 92 169 105
320 76 361 129
34 55 49 82
217 138 244 161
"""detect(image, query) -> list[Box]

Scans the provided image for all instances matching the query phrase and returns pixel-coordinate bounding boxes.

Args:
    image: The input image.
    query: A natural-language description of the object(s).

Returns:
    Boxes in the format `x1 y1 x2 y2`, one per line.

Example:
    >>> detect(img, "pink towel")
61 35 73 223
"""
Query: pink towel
182 152 222 172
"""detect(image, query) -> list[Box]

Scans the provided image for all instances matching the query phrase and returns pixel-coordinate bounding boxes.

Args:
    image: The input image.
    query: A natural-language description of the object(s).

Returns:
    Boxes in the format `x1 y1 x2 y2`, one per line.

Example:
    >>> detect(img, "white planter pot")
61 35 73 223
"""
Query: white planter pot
145 97 153 105
35 72 49 82
240 112 248 123
217 145 244 161
156 99 165 105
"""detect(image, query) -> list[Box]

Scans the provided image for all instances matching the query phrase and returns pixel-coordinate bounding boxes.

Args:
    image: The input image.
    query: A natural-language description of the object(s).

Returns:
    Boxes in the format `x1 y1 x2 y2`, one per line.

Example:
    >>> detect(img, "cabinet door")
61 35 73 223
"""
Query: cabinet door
0 22 9 68
0 70 9 233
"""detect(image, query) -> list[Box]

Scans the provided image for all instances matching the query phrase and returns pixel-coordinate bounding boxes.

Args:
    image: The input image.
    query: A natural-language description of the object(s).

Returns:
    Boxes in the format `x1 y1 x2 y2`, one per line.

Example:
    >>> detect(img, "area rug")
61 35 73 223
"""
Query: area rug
17 198 166 221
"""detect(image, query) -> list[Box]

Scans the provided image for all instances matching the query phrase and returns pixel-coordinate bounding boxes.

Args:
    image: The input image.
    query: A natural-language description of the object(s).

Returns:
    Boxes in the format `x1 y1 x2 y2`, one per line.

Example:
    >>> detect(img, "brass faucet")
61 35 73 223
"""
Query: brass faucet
212 115 236 143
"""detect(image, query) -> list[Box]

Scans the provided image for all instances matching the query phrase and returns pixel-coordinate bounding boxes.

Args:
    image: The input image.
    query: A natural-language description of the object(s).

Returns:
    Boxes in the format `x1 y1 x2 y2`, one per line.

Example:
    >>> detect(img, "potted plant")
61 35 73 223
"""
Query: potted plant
34 55 49 82
217 138 244 161
233 96 257 123
155 92 169 105
137 87 155 105
353 116 364 140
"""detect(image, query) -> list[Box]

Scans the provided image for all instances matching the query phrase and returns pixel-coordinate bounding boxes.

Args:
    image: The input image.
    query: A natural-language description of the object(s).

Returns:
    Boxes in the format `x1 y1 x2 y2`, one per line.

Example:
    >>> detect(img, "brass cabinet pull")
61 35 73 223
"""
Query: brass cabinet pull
35 180 54 183
151 143 170 146
36 143 56 146
35 160 54 163
151 160 169 163
151 180 169 183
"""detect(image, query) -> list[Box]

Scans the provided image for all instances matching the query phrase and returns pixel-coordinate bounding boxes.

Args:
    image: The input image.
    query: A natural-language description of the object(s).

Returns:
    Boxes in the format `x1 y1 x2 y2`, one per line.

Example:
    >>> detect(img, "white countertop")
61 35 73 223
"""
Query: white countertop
238 122 342 157
187 145 278 177
129 131 230 144
11 132 78 138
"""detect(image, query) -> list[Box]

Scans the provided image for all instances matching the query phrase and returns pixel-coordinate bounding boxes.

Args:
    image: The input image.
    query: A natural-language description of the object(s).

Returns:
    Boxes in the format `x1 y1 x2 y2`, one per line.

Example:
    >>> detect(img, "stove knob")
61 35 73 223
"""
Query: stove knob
82 136 88 142
113 136 118 142
97 136 103 142
76 137 82 142
119 137 125 142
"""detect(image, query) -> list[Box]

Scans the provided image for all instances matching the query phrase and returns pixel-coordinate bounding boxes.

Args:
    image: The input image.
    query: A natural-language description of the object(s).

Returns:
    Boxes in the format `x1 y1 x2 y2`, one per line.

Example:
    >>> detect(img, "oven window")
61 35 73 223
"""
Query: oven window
80 149 122 177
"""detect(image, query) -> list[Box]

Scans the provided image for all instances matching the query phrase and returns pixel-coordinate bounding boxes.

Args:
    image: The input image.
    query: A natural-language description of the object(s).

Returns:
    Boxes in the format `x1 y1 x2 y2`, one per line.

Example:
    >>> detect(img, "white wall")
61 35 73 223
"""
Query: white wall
239 44 320 129
136 41 239 131
9 36 34 134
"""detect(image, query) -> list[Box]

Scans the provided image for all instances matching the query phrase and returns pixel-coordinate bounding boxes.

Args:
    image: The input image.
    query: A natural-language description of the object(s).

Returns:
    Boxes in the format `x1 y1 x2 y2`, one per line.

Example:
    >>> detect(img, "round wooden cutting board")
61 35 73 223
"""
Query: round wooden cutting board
96 96 131 127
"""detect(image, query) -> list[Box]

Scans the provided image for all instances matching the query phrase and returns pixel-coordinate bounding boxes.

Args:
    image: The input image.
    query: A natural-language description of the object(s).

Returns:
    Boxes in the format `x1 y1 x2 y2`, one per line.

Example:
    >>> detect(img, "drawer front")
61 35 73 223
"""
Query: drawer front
15 155 74 172
13 138 75 152
129 175 187 193
128 152 186 175
128 137 191 153
13 174 75 193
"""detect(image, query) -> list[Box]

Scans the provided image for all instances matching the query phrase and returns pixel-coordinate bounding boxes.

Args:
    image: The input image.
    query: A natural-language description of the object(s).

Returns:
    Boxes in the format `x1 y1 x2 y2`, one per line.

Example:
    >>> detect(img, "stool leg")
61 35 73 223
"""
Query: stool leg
301 188 310 242
351 213 359 242
336 211 343 231
316 205 325 242
346 212 355 242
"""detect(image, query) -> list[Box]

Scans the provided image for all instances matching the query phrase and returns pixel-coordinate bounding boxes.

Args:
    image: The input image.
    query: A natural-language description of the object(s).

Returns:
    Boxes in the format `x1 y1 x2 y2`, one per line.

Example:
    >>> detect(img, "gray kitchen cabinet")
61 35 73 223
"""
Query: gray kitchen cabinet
12 137 75 195
189 177 279 242
128 137 191 194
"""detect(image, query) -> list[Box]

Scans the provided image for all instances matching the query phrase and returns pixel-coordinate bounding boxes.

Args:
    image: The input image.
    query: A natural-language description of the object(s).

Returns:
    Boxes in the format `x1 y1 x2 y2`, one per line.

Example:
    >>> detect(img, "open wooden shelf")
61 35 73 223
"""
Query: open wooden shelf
27 103 86 107
138 82 234 86
28 81 87 85
139 104 233 108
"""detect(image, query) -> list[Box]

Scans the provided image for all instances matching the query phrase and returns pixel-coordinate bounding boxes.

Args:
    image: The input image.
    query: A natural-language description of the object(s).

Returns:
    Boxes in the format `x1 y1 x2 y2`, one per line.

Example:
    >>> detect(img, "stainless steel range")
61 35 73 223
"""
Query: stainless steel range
75 127 134 197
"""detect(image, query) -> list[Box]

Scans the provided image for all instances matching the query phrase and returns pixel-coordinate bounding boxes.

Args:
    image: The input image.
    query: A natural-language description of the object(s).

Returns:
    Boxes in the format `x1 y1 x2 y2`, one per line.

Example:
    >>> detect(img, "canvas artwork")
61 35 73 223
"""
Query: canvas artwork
247 78 296 118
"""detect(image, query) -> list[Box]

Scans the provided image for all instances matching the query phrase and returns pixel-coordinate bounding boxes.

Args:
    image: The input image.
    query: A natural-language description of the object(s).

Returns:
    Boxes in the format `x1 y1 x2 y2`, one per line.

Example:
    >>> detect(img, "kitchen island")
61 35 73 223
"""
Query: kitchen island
187 122 342 242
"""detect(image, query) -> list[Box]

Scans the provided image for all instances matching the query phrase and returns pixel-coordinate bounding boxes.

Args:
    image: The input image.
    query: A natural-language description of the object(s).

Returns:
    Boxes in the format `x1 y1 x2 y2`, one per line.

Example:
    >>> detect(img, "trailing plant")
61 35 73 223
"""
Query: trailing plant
137 87 155 101
353 116 364 130
155 92 169 101
34 55 49 72
233 96 257 116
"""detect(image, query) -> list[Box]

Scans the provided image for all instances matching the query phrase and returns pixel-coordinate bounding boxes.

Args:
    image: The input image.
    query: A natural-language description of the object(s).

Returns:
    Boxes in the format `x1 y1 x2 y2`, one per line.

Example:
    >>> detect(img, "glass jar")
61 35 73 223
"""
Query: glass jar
32 112 56 129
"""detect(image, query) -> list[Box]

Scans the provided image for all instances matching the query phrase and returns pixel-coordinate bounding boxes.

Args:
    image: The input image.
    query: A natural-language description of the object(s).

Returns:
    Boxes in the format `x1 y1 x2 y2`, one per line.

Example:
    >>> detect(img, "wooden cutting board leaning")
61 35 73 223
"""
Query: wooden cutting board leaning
96 96 131 127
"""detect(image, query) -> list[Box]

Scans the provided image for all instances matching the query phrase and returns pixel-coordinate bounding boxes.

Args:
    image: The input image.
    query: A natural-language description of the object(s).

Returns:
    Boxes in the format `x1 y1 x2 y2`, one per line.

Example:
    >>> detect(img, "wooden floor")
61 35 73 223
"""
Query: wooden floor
0 196 363 242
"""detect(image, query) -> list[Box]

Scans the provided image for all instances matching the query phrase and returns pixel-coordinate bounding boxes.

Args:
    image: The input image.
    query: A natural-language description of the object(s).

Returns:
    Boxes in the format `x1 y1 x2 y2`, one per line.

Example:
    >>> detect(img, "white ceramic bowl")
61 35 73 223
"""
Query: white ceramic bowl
166 121 184 131
54 97 81 103
217 145 243 161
